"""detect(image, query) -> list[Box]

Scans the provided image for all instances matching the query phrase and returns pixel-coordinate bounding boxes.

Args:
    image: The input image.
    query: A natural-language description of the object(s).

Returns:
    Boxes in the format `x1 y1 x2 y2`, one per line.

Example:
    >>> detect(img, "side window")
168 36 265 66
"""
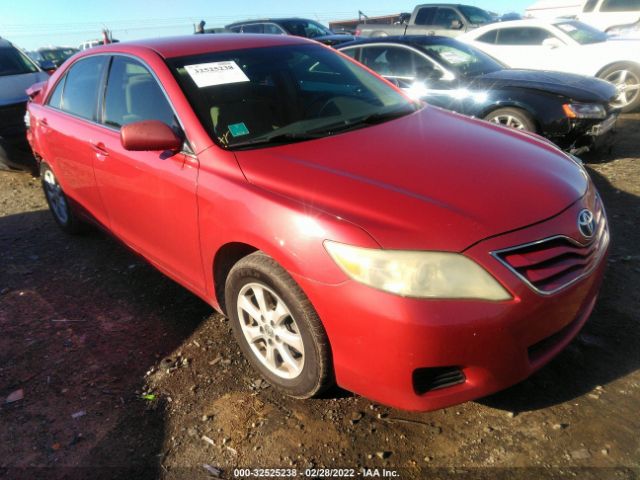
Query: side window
263 23 285 34
414 7 437 25
47 75 66 109
340 47 360 60
477 30 498 44
103 56 176 129
242 24 264 33
433 8 463 28
59 56 108 120
495 27 554 45
583 0 599 11
228 26 242 33
360 46 436 79
601 0 640 11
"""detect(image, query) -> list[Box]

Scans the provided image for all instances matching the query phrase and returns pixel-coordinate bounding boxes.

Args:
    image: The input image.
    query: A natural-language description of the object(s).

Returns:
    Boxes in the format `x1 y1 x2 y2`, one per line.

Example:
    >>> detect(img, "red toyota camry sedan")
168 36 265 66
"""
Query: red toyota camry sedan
26 34 609 411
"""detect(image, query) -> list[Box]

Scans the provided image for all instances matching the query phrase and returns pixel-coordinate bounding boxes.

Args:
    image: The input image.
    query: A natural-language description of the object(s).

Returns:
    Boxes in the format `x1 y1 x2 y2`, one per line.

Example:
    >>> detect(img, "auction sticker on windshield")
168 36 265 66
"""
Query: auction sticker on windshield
185 61 250 87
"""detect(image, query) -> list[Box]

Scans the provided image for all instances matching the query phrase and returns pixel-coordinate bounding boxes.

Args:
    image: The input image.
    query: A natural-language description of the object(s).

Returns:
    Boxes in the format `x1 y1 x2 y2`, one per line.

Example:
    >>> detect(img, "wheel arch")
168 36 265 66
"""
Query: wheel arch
213 241 259 315
478 102 541 132
595 60 640 78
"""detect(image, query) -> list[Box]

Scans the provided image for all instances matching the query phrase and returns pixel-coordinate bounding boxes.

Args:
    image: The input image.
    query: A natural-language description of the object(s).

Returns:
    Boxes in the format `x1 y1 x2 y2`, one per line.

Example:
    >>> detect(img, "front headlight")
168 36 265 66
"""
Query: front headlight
324 241 511 300
563 103 606 120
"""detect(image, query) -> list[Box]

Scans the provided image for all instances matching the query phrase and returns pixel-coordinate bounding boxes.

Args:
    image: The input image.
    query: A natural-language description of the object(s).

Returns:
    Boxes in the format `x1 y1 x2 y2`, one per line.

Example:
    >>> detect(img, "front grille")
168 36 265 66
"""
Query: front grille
494 198 609 295
412 366 465 395
0 102 27 135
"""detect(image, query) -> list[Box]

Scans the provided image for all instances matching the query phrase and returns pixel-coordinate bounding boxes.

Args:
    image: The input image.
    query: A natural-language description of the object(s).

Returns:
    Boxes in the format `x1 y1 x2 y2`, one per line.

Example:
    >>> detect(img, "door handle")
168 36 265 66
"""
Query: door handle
90 141 110 157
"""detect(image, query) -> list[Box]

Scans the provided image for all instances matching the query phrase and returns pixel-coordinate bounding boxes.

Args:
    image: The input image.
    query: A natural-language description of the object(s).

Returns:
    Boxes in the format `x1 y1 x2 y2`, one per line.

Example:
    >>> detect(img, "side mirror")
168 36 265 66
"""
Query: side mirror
542 38 564 49
450 20 464 30
120 120 183 152
399 13 412 25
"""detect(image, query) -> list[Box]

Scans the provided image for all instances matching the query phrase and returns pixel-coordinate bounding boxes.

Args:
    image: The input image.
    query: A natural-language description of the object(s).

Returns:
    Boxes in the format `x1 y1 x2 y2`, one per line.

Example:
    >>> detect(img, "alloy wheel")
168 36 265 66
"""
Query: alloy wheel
236 282 305 379
606 69 640 109
490 114 526 130
43 169 69 225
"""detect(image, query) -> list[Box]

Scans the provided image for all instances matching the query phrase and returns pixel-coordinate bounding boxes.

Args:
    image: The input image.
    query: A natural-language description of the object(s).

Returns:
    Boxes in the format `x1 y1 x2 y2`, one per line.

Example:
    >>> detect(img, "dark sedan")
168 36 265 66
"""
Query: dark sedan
338 36 619 152
225 18 354 47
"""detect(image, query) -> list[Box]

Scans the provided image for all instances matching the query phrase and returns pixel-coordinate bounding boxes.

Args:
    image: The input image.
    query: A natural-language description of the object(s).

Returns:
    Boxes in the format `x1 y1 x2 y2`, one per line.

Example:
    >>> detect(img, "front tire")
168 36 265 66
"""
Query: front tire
41 163 85 234
484 107 537 132
225 252 333 398
599 63 640 113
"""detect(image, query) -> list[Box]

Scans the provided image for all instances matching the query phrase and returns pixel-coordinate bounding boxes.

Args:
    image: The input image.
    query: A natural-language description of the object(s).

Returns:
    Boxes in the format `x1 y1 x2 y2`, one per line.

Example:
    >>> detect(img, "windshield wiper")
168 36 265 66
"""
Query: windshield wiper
230 132 325 149
307 105 417 136
230 105 417 149
355 106 417 125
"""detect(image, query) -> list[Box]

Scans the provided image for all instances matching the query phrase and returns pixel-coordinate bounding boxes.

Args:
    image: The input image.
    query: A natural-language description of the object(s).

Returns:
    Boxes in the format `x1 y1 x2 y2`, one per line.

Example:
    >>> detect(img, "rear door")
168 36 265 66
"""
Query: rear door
475 26 565 69
406 7 437 35
36 55 111 226
91 55 205 292
357 44 456 106
581 0 640 31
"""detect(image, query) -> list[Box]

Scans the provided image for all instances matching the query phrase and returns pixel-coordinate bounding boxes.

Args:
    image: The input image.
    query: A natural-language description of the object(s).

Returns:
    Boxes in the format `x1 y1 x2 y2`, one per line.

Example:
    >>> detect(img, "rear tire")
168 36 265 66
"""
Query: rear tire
484 107 537 132
598 62 640 113
41 163 86 234
225 252 333 398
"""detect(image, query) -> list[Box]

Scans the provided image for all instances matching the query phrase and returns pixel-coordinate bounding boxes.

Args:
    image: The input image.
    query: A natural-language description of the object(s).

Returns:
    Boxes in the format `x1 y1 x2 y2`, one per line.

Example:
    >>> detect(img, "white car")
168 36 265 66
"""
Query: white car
525 0 640 33
460 19 640 111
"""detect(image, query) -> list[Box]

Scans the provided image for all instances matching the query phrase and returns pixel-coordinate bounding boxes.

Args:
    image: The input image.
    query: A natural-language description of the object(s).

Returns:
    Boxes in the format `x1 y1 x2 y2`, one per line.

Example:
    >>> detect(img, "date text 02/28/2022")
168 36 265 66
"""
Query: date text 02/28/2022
232 467 400 477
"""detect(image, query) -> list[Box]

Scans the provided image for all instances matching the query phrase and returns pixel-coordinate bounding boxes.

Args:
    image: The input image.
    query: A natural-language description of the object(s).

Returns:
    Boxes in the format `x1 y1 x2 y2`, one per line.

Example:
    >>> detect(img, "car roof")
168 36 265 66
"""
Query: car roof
338 35 462 49
82 34 313 60
415 3 469 7
474 18 569 29
0 38 14 48
226 17 321 27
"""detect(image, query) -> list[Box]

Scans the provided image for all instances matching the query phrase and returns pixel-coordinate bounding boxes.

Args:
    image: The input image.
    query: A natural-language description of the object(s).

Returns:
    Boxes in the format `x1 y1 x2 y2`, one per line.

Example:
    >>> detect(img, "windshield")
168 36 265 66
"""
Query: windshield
168 44 416 150
281 20 333 38
554 20 607 44
40 48 77 64
0 47 39 76
458 6 494 25
417 41 504 77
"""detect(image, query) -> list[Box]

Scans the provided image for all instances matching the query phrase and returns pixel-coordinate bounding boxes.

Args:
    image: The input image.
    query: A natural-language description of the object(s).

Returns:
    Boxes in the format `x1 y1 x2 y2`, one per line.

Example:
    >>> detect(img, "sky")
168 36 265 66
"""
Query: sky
1 0 532 50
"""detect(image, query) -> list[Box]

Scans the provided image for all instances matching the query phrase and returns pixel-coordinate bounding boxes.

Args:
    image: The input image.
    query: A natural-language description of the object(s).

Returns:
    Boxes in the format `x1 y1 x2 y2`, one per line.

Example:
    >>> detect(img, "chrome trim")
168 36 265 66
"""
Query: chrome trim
338 42 455 81
491 215 609 297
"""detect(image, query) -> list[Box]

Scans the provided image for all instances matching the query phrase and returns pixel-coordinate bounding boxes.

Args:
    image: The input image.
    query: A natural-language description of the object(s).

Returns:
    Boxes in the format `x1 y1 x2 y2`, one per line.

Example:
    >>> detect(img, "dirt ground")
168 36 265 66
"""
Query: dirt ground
1 115 639 480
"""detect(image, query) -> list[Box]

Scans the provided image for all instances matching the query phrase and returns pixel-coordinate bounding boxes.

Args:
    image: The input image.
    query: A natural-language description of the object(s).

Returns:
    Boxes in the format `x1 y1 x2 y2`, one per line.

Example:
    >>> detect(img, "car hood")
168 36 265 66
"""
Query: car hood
314 34 356 46
234 106 589 251
0 71 49 106
471 69 617 103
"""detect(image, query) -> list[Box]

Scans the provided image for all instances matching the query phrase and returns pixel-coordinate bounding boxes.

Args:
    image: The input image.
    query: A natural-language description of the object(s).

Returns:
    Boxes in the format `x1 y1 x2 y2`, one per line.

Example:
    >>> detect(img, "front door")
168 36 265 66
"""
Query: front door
91 55 205 293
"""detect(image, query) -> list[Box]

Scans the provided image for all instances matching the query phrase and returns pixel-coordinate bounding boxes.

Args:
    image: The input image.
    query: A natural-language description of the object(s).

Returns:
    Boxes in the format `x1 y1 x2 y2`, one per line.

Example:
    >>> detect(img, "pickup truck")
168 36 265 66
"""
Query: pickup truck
356 4 495 38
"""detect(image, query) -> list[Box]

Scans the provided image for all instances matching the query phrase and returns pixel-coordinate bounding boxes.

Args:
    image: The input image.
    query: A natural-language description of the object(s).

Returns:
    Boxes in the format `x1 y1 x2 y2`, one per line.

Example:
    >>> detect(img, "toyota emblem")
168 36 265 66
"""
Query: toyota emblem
578 209 596 239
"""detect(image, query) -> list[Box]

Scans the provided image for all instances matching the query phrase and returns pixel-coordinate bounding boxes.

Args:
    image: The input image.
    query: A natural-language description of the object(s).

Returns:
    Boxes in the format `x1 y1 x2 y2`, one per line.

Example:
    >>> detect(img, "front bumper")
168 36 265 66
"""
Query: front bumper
295 194 609 411
557 113 618 154
0 133 35 171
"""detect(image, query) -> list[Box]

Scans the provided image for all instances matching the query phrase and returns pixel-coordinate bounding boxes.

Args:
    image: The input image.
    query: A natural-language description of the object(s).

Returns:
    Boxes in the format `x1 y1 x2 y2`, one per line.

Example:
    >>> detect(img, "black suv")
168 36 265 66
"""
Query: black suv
225 18 355 46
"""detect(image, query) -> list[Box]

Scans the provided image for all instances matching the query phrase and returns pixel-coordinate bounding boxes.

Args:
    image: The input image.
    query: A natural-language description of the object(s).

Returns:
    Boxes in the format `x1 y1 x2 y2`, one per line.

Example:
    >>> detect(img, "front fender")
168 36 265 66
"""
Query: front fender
196 148 379 308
